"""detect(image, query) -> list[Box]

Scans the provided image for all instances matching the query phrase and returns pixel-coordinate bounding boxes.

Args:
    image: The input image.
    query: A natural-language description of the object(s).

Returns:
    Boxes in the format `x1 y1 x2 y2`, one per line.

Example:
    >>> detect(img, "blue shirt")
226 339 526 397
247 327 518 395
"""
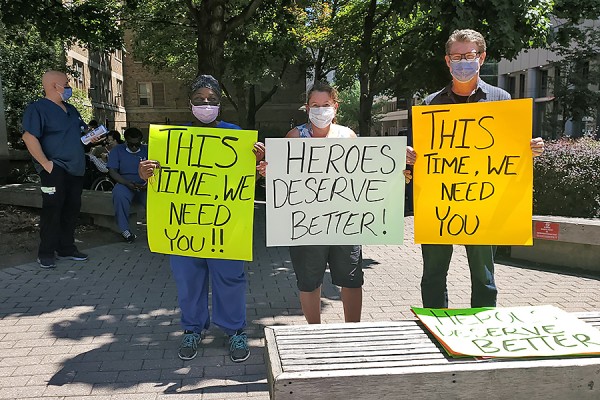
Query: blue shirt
22 98 87 176
216 121 241 130
107 144 149 184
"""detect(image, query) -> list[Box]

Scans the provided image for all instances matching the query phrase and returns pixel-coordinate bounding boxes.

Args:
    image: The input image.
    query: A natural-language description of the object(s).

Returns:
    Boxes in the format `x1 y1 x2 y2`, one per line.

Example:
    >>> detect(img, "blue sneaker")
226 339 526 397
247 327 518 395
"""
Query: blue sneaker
229 330 250 363
178 332 201 360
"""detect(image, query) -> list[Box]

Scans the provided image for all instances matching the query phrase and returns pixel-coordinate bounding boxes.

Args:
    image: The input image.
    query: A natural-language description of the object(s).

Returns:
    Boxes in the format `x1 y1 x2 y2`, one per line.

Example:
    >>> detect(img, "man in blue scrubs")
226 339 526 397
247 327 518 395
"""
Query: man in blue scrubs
107 127 148 242
22 70 89 268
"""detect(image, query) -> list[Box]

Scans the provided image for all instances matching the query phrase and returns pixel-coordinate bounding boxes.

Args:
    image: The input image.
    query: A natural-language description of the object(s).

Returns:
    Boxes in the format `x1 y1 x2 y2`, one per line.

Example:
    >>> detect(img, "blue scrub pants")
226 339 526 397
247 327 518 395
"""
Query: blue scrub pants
112 183 147 232
420 244 497 308
170 255 247 336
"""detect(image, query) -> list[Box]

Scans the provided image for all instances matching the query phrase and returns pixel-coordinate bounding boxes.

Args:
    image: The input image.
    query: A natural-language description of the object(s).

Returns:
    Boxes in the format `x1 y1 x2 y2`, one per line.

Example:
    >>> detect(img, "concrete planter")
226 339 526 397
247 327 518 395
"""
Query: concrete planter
510 215 600 272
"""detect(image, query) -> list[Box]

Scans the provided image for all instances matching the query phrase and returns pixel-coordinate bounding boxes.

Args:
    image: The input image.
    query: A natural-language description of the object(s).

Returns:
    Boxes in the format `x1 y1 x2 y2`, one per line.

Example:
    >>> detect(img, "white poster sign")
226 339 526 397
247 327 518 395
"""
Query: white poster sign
265 137 406 246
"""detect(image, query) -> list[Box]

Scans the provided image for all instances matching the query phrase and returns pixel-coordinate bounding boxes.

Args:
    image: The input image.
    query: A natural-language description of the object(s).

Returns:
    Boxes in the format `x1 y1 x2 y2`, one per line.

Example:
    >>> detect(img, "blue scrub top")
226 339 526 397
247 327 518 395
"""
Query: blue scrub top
107 144 149 185
22 98 87 176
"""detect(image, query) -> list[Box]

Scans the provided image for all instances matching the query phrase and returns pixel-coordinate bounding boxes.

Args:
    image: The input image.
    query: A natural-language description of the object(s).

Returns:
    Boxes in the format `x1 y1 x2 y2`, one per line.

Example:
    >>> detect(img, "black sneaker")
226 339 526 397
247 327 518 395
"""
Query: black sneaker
229 330 250 363
178 332 201 361
37 257 56 269
121 230 137 243
56 250 88 261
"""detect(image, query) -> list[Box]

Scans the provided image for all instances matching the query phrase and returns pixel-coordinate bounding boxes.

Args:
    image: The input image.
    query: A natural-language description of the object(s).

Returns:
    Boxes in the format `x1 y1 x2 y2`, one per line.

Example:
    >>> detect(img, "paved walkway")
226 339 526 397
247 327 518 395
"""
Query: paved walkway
1 205 599 399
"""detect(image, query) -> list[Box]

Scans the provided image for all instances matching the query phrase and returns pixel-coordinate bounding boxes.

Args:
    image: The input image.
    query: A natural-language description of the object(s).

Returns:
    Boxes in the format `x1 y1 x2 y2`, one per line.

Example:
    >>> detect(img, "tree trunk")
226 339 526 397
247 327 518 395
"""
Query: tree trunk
357 0 377 136
193 0 227 80
357 74 373 136
246 84 257 129
314 48 327 83
232 78 248 128
0 73 9 184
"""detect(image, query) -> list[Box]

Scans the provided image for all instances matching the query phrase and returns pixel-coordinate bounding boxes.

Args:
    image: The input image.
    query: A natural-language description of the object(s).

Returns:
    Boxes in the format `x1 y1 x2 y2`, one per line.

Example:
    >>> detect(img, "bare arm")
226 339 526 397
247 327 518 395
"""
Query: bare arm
22 131 53 173
285 128 301 138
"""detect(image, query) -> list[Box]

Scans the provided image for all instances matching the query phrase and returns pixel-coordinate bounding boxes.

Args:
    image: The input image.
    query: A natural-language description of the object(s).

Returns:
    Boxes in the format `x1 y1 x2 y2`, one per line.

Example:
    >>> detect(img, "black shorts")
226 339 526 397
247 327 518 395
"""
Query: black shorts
288 245 363 292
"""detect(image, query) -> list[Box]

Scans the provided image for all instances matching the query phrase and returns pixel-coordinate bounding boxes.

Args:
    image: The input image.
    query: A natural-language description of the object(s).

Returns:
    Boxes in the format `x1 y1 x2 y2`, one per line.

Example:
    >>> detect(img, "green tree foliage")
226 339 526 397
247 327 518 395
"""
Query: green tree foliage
0 25 64 147
311 0 557 135
549 2 600 138
335 82 360 133
126 0 303 129
125 0 264 82
0 0 125 146
222 0 304 129
294 0 348 82
70 88 94 125
0 0 124 50
550 27 600 138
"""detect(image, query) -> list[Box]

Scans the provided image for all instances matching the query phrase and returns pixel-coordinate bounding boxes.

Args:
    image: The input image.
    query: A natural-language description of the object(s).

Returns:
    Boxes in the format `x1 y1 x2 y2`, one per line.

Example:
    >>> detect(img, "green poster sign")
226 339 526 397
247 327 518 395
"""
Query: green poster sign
412 305 600 358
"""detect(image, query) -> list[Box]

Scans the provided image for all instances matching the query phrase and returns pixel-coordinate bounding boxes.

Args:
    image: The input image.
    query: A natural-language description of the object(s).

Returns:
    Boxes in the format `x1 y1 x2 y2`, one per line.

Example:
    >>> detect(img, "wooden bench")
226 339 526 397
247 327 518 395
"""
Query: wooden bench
511 216 600 272
264 313 600 400
0 183 142 233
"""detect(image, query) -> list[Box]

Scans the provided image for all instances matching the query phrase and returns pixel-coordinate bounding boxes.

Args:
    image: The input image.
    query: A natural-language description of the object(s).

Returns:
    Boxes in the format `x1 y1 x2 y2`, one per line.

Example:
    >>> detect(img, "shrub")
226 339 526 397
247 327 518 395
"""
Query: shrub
534 137 600 218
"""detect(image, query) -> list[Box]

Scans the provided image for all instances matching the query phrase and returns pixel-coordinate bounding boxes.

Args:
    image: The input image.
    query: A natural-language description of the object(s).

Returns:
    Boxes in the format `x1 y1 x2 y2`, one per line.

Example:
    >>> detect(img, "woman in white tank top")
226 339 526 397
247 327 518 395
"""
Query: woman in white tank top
257 82 364 325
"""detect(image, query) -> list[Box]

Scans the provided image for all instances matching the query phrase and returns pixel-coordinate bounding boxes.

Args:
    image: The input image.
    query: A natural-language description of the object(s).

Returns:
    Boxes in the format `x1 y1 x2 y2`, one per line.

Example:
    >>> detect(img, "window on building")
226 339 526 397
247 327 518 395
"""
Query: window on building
480 61 499 86
90 68 99 101
539 69 548 97
152 82 166 107
133 40 145 64
138 82 165 107
72 60 84 89
518 74 526 98
116 80 123 106
507 76 516 97
138 82 152 106
106 75 112 105
114 49 123 62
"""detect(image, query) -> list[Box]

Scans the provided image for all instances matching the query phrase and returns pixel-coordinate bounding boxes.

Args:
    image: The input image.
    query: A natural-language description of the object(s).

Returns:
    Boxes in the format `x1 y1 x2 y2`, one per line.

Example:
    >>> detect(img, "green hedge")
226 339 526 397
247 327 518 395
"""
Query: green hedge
534 137 600 218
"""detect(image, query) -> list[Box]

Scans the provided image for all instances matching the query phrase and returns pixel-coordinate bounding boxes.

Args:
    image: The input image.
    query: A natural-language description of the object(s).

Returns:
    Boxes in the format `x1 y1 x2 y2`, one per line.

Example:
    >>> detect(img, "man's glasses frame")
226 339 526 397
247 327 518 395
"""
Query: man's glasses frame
448 51 481 63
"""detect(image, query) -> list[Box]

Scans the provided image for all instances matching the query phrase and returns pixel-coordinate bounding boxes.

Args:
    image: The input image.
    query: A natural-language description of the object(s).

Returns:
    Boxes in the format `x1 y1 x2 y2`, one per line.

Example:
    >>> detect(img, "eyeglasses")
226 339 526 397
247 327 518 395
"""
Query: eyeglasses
190 99 220 107
448 51 481 63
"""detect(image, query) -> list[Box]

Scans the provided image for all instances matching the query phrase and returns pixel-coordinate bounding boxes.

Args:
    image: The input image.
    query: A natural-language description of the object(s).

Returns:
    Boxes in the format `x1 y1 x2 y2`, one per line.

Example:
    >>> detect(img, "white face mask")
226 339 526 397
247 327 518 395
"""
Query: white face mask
309 106 336 129
191 104 220 124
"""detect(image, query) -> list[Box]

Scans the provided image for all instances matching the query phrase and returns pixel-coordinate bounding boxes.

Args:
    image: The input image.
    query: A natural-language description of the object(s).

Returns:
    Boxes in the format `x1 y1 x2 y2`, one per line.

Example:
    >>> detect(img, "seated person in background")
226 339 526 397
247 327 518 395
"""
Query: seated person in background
106 130 124 150
92 130 123 163
107 127 148 243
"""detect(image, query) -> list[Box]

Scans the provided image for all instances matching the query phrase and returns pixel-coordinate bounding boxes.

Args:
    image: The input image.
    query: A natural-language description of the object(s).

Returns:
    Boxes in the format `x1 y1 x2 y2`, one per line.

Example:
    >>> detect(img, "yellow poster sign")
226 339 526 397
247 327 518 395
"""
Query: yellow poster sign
146 125 258 261
412 99 533 245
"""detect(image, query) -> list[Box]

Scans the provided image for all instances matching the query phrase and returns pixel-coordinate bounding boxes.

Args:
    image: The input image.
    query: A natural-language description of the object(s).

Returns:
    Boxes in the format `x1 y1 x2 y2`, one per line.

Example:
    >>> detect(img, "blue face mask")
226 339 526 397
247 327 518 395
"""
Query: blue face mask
59 86 73 102
450 60 480 83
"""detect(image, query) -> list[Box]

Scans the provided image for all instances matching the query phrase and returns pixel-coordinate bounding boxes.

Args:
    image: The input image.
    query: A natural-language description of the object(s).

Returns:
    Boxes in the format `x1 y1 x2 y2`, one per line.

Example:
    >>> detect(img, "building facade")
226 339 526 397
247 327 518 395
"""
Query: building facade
67 46 127 132
498 19 600 139
122 33 307 140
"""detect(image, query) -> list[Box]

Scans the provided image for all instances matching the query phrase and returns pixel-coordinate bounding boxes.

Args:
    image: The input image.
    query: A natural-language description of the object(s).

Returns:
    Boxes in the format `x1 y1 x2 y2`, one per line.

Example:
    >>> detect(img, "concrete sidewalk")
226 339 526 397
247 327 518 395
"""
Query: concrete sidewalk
0 204 599 399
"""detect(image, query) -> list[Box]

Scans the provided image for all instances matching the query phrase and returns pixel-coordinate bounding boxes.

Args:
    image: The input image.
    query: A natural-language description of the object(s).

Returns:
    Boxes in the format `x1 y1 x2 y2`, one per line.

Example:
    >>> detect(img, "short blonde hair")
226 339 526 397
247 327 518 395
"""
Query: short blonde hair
445 29 486 54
